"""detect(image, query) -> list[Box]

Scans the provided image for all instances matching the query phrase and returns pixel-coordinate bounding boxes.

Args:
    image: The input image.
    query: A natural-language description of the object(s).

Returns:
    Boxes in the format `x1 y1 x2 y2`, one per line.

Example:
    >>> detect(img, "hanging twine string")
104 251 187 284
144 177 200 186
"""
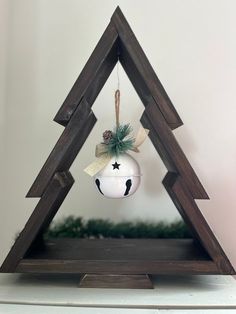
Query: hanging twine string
117 60 120 90
115 61 121 129
84 62 149 177
115 89 120 129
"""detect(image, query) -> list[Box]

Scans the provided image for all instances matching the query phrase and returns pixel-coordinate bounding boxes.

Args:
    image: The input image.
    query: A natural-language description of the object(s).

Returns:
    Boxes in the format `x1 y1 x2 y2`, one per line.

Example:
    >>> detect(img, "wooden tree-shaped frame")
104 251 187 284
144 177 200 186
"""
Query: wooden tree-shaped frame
1 7 235 287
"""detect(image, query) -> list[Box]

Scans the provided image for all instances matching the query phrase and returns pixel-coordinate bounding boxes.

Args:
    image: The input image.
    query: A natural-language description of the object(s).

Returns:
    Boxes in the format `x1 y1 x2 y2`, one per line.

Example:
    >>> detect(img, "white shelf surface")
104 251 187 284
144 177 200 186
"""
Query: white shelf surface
0 274 235 311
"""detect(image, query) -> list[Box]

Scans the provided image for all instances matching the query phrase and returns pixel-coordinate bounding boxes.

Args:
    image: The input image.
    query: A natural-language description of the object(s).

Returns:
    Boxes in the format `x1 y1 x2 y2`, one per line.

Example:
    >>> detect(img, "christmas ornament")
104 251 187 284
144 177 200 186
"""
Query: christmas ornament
84 89 149 198
95 153 141 198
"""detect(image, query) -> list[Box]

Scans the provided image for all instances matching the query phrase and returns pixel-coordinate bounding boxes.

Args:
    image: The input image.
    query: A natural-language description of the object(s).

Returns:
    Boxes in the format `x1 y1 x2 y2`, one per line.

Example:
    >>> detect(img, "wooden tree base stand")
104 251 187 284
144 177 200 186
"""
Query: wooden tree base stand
79 274 153 289
14 238 219 275
1 7 235 282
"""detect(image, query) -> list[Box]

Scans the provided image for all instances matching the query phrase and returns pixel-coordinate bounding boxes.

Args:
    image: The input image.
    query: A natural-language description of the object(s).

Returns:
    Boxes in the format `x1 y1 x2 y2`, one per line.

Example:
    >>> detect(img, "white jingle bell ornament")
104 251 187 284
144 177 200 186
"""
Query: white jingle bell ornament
84 89 149 199
94 153 141 198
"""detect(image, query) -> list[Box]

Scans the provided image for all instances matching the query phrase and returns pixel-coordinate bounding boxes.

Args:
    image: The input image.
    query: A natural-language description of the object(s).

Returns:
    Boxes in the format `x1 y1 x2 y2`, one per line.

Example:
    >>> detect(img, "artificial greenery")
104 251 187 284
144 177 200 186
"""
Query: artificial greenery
45 216 191 239
106 124 135 156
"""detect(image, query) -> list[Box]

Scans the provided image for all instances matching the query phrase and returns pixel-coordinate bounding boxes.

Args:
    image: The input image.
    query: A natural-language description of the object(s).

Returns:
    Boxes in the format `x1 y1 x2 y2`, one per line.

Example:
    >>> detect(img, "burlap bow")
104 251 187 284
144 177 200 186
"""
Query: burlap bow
84 126 149 177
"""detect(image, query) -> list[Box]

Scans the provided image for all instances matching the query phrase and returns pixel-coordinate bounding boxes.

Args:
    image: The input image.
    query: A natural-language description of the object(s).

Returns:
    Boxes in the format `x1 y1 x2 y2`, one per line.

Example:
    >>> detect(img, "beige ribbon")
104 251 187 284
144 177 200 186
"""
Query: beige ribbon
84 127 149 177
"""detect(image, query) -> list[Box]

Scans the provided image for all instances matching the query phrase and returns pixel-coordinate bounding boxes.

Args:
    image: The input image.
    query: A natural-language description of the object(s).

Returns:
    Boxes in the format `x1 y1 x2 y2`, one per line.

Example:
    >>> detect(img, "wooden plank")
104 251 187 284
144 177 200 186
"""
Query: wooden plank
119 41 155 109
79 274 153 289
83 39 118 106
141 112 177 172
162 172 205 245
141 102 209 199
16 238 218 274
163 172 235 275
54 22 118 126
25 238 210 261
27 99 96 197
17 259 218 275
111 6 183 129
0 172 74 273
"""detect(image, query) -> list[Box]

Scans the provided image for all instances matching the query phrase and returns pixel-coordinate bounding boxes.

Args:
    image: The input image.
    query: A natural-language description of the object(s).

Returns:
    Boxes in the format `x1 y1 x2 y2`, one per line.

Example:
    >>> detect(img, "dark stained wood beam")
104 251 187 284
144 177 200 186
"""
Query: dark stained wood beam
79 274 153 289
141 109 177 173
141 102 209 199
111 6 183 130
54 22 119 126
27 99 96 197
163 172 235 275
17 259 218 275
0 172 74 273
16 238 219 275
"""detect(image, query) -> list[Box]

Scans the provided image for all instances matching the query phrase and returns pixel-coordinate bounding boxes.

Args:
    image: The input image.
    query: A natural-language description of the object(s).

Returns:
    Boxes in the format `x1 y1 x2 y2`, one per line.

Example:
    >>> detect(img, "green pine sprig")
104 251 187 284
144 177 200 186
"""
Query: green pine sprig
107 123 135 156
44 216 191 239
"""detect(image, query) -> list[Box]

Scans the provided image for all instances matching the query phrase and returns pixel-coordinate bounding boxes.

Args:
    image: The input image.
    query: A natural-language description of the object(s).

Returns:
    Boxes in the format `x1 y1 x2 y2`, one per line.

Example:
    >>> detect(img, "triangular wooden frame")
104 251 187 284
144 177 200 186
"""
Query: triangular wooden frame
1 7 235 277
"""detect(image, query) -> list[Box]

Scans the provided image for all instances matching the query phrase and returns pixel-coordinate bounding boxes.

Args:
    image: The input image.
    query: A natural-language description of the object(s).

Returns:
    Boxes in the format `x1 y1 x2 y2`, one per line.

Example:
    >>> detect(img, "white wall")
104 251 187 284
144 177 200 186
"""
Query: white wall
0 0 236 270
0 0 8 198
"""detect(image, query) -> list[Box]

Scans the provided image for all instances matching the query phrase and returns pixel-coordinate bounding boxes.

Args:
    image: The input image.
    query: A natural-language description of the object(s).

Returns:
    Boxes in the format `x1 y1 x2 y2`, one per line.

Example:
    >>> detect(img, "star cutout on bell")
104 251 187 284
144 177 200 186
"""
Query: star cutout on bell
112 162 120 170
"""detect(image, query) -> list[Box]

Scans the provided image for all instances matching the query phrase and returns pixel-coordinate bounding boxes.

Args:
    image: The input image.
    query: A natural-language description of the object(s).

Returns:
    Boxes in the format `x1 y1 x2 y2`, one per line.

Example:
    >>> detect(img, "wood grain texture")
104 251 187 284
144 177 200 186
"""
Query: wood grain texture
163 172 235 275
54 22 119 126
141 102 209 200
111 6 183 129
27 99 96 197
25 238 211 261
16 238 218 275
79 274 153 289
15 259 220 275
0 172 74 273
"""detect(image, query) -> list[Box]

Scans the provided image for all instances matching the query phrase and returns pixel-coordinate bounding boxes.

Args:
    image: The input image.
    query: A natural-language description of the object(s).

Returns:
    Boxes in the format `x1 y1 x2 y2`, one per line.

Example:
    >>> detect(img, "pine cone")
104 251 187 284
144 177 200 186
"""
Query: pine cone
103 130 113 144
